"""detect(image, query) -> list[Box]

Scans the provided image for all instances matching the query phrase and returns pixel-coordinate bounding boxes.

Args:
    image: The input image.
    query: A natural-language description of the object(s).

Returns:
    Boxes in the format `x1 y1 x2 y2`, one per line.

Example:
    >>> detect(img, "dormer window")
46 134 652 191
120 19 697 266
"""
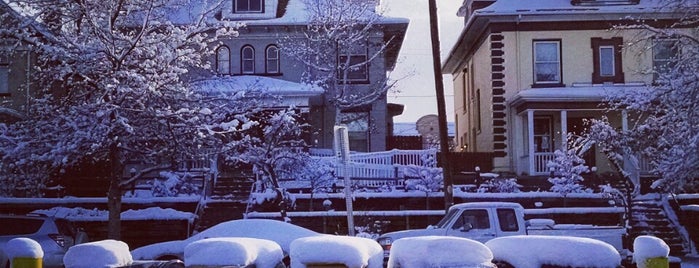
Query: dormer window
234 0 263 13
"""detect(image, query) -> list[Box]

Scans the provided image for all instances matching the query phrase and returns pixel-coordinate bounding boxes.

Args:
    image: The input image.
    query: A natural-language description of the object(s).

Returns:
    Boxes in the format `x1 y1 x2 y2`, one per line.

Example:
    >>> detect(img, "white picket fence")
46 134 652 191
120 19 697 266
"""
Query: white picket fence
314 149 439 188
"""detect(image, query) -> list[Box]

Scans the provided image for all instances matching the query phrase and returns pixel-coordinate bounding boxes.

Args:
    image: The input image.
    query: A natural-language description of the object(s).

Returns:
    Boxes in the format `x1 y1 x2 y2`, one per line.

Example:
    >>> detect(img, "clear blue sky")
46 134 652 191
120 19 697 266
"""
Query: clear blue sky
383 0 463 123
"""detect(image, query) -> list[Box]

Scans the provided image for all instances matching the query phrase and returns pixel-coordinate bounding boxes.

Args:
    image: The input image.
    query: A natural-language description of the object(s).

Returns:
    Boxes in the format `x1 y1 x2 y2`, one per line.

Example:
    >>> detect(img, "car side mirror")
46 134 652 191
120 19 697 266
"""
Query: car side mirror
461 223 473 232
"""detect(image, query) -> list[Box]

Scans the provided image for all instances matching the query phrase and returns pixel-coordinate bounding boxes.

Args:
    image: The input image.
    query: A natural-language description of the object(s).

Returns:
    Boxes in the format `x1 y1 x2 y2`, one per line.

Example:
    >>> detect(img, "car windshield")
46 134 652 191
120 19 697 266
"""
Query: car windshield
434 209 458 228
0 218 44 235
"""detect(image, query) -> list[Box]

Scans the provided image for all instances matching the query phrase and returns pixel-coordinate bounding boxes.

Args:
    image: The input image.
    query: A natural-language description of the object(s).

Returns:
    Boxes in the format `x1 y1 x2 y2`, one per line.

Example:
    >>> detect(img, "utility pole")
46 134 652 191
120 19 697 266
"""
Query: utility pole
428 0 454 212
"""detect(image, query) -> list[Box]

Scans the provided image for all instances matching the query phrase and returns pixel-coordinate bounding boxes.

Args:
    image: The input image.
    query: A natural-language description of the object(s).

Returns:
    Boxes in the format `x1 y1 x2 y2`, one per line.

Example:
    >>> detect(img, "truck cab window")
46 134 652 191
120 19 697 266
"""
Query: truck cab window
497 208 519 232
453 209 490 230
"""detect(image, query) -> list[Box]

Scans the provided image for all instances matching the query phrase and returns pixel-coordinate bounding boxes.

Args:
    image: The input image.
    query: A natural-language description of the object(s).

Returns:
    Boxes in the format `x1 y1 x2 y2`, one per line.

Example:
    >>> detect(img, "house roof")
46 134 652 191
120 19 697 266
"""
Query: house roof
442 0 693 73
191 75 323 96
508 83 648 114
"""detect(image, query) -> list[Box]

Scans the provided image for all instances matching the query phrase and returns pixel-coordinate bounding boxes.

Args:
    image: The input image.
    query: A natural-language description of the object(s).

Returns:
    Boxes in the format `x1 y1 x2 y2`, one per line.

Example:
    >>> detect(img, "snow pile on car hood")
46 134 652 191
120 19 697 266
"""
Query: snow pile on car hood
485 235 620 268
64 240 132 268
185 237 283 267
290 236 383 268
387 236 494 268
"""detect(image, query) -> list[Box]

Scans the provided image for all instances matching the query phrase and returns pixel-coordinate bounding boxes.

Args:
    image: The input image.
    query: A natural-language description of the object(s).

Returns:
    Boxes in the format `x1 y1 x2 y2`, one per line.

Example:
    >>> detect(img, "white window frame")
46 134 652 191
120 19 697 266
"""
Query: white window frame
533 40 562 84
234 0 263 13
241 45 255 74
216 46 230 75
265 45 280 74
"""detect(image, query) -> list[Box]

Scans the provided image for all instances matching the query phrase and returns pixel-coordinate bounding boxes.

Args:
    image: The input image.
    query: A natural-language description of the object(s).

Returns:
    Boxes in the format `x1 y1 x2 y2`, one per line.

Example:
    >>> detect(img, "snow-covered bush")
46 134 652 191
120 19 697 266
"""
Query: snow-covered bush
151 172 200 197
547 149 592 196
403 165 443 193
477 178 521 193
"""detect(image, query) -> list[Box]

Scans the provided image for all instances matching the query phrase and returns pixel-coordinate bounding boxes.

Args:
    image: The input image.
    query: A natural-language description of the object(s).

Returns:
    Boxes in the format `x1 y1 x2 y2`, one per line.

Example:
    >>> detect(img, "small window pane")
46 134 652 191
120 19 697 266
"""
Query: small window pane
266 46 279 73
599 46 615 77
497 208 519 232
216 46 230 74
0 67 9 94
242 46 255 74
535 43 559 62
235 0 262 12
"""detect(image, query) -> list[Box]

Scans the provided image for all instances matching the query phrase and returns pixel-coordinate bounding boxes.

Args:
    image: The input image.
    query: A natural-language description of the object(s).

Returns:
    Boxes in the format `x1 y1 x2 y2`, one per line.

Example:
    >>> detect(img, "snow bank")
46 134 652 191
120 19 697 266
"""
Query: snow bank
5 238 43 258
63 240 132 268
633 236 670 263
184 237 283 267
485 235 621 268
387 236 493 268
290 236 383 268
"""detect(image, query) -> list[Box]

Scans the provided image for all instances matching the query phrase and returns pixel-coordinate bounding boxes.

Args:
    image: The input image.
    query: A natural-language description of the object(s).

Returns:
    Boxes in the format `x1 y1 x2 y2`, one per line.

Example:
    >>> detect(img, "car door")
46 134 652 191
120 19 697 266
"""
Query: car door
445 209 496 243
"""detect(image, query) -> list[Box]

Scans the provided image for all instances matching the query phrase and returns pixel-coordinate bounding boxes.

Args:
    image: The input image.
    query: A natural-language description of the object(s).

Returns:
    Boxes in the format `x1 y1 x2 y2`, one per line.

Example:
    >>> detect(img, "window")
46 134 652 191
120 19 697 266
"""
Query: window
216 46 230 75
265 45 280 74
339 112 369 152
0 51 8 95
497 208 519 232
599 46 615 76
338 54 368 83
534 117 552 152
452 209 490 230
234 0 263 13
653 39 679 81
591 37 624 83
533 40 561 85
241 45 255 74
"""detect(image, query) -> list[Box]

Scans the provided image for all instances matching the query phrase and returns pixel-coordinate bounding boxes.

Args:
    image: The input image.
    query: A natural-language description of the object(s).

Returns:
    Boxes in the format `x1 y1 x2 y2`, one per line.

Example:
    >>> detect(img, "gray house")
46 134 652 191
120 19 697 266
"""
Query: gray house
193 0 409 152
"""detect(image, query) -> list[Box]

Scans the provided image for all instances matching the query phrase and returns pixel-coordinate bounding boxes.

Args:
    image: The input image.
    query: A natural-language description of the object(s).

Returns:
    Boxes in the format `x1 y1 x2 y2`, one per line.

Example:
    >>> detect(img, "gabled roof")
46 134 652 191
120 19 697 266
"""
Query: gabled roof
442 0 693 73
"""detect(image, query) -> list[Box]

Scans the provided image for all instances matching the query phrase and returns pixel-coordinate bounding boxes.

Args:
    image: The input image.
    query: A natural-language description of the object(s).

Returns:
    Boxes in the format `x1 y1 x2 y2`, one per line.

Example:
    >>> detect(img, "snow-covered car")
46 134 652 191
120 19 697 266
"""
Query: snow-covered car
0 214 89 268
130 219 321 261
290 235 383 268
387 236 495 268
485 235 621 268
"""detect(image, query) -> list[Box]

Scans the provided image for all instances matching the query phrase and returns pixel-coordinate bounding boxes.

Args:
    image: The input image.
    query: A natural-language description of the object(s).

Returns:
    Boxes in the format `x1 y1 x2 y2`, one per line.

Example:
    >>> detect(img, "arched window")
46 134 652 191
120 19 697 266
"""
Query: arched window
216 46 230 75
265 45 280 74
241 45 255 74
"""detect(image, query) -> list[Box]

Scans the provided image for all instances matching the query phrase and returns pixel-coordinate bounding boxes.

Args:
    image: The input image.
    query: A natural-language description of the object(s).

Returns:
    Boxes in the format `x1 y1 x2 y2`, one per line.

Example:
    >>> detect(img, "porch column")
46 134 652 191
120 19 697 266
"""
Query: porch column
560 110 568 150
527 110 535 175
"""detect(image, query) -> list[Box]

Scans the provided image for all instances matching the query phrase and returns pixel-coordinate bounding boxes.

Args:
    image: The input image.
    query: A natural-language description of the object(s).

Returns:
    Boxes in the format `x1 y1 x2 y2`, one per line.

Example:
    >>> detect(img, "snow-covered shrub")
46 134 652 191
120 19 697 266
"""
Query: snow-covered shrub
151 172 200 197
547 149 592 196
477 178 521 193
403 165 443 193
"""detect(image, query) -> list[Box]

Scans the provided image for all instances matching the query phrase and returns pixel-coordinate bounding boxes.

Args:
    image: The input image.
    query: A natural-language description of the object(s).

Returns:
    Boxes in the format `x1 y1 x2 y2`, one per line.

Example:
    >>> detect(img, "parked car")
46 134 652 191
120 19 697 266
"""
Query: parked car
0 214 88 268
131 219 322 262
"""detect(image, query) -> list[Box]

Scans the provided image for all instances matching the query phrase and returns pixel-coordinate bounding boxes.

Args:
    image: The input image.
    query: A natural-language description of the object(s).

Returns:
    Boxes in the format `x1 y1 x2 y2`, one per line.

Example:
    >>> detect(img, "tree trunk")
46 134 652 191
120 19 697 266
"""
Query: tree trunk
107 142 123 240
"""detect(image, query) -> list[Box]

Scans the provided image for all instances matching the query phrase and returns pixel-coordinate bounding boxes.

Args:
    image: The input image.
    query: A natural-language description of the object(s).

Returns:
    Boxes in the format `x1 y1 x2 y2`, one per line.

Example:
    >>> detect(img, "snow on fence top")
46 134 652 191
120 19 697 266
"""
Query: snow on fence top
290 235 383 268
387 236 494 268
485 235 621 268
184 237 283 267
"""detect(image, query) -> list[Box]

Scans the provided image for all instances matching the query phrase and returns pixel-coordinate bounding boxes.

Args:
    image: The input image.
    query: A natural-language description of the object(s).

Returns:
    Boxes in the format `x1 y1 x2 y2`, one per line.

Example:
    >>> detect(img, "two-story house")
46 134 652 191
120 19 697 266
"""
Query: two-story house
193 0 408 152
443 0 690 180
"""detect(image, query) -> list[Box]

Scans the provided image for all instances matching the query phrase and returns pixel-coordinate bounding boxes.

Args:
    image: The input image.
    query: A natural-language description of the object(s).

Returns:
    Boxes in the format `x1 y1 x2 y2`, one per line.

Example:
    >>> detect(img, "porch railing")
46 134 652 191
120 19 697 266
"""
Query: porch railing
534 152 556 175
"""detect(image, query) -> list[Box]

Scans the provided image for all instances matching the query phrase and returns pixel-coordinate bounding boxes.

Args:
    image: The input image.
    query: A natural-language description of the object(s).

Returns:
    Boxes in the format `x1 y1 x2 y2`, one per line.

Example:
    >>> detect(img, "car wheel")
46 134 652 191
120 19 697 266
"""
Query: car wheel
493 260 514 268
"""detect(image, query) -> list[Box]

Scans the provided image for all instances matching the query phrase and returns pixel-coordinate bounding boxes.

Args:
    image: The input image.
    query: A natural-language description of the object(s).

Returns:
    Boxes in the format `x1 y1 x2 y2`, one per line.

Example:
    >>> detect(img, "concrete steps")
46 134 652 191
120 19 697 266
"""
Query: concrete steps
629 196 688 256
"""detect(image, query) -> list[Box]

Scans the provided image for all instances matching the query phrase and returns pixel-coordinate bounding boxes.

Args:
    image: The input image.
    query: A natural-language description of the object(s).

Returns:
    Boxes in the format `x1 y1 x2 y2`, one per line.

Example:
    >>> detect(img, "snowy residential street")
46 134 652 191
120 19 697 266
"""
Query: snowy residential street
2 0 699 266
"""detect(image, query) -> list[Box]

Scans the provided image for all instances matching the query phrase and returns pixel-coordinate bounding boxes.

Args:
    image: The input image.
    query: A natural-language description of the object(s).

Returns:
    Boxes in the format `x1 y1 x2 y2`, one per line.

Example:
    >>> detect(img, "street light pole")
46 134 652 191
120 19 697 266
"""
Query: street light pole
427 0 454 212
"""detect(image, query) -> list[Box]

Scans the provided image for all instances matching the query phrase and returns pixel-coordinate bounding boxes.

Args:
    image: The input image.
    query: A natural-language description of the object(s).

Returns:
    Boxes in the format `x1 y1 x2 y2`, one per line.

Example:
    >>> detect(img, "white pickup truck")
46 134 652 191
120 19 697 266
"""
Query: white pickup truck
376 202 627 257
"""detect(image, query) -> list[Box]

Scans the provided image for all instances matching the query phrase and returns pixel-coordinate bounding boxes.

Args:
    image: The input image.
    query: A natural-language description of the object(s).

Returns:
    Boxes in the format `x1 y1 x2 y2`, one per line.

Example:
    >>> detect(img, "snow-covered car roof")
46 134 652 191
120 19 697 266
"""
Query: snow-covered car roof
485 235 621 268
131 219 320 260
